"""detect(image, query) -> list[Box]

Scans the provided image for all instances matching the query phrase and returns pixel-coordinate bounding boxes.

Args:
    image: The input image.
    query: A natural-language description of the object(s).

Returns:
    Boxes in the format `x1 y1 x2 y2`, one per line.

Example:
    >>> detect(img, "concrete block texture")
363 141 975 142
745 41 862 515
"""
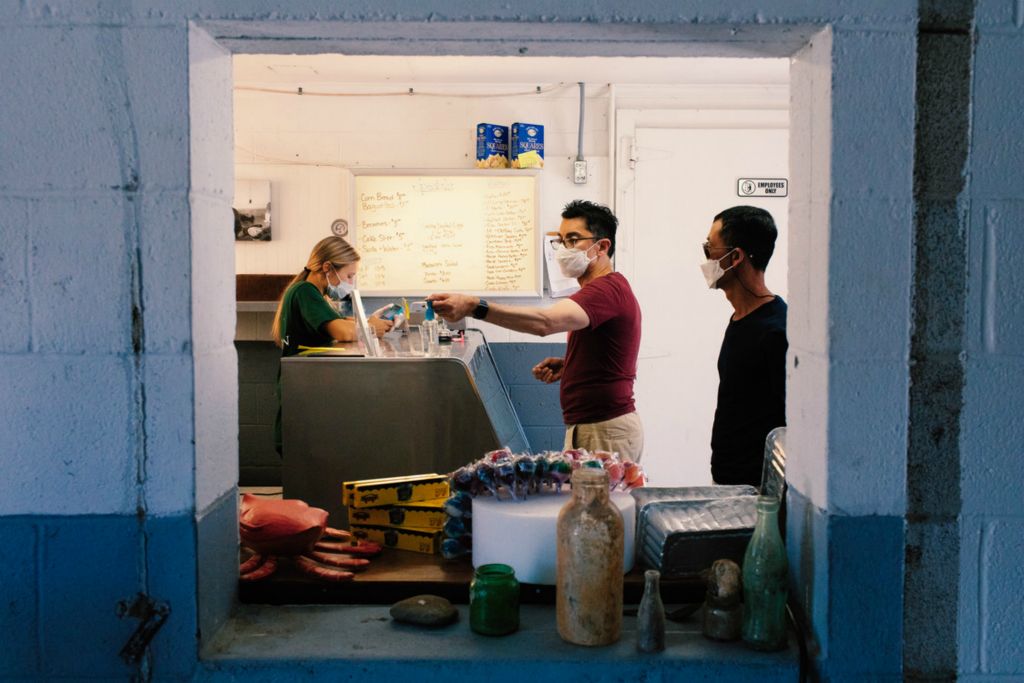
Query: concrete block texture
0 356 135 515
903 520 960 678
827 358 907 516
960 357 1024 516
975 0 1024 27
826 514 905 677
980 519 1024 673
29 195 132 354
140 192 193 355
0 198 31 352
0 522 39 676
785 348 828 510
1 0 918 25
191 193 237 354
1 515 141 678
967 202 1024 356
971 33 1024 198
915 33 974 200
828 197 913 362
914 200 969 357
787 487 830 659
145 514 200 678
194 344 239 514
188 23 233 199
830 28 916 201
0 26 124 192
144 353 196 515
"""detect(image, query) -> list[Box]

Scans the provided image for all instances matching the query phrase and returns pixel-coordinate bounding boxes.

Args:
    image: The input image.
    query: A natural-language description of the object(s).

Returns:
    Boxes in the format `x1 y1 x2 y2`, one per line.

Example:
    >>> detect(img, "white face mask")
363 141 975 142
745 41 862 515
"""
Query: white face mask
555 243 596 279
325 267 354 300
700 249 736 289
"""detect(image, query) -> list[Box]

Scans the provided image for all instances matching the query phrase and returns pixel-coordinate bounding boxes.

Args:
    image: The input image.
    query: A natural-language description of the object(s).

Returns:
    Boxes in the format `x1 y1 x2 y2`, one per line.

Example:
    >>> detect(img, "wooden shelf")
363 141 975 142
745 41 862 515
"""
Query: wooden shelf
238 550 705 606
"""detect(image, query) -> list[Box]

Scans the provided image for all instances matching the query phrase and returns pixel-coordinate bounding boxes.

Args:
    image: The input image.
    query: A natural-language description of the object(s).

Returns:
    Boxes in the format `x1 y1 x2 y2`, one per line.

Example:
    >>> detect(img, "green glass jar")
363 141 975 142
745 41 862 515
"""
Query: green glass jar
470 563 520 636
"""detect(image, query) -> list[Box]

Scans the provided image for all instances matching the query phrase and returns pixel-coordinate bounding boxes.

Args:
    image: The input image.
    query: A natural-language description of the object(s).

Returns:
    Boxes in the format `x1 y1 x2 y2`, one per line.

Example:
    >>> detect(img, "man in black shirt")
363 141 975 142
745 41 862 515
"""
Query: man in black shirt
701 206 788 487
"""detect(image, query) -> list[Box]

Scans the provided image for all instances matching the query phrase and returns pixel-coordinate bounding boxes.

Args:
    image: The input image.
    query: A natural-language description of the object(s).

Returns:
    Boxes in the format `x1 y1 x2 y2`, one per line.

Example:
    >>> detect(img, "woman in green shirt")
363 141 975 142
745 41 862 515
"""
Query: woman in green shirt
271 236 392 453
271 236 391 354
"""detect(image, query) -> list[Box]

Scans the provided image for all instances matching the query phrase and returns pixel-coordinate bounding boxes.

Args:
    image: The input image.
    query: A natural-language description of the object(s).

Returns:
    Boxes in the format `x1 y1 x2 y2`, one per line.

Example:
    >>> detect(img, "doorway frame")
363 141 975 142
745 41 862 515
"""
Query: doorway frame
188 18 916 675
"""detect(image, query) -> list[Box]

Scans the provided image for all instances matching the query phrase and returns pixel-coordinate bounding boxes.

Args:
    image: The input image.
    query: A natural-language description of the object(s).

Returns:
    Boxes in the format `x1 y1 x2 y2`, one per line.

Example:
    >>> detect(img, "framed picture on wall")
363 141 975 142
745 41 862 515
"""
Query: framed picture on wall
234 180 272 241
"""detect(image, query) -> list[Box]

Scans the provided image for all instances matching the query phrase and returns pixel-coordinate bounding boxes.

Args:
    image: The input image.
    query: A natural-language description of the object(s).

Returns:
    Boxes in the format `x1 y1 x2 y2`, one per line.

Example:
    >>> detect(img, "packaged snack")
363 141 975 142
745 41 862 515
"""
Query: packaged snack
343 473 450 508
510 123 544 169
476 123 510 168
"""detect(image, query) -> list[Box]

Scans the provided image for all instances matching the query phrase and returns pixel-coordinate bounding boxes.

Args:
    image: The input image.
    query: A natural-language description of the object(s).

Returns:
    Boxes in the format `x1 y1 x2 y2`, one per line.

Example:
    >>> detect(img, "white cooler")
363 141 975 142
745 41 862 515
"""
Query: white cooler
471 489 636 585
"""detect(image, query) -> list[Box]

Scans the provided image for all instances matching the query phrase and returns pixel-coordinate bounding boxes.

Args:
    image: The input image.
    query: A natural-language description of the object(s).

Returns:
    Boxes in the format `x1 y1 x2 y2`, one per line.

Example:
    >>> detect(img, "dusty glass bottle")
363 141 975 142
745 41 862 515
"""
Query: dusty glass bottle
556 467 624 646
636 569 666 652
741 495 789 651
469 563 519 636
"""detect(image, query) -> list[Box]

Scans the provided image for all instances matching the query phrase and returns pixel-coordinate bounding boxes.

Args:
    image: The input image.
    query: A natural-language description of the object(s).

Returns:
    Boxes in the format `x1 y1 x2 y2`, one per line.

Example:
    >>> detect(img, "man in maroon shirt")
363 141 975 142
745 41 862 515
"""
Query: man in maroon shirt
429 200 643 461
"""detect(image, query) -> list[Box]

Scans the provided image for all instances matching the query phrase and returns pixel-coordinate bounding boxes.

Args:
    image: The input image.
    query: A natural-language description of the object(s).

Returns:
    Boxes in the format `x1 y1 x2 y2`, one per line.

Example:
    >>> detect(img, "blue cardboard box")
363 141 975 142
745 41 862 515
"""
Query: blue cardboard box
511 122 544 168
476 123 510 168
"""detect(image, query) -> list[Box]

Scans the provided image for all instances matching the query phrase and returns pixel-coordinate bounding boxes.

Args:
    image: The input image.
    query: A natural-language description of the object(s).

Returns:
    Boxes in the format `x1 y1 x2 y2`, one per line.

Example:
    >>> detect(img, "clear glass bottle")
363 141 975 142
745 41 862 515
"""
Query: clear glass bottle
469 563 519 636
741 495 789 651
556 467 624 646
636 569 666 652
422 301 440 355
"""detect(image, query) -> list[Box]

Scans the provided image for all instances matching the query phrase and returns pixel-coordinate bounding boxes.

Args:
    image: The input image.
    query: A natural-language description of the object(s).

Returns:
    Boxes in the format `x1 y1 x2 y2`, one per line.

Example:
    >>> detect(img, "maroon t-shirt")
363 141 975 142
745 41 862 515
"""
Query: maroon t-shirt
560 272 642 424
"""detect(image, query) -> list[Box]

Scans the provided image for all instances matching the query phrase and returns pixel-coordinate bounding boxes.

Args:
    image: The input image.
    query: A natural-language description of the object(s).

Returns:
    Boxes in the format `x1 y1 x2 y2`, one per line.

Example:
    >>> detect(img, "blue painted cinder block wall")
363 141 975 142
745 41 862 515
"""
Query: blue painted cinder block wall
3 1 1024 680
490 342 567 453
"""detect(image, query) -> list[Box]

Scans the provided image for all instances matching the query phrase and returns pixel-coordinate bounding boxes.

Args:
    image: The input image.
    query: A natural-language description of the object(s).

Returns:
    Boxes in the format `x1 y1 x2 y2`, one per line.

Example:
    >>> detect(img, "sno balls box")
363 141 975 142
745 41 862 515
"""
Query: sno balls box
343 473 449 508
475 123 510 168
347 498 448 529
510 122 544 168
350 524 443 554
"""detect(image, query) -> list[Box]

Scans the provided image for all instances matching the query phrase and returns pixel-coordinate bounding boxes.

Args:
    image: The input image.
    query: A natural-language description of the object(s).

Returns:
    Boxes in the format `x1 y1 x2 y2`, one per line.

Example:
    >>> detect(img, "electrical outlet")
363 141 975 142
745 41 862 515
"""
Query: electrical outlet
573 160 588 184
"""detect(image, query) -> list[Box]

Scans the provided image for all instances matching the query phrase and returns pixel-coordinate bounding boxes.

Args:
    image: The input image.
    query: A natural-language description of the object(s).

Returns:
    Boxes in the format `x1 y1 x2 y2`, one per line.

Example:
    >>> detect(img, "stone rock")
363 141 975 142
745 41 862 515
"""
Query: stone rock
390 594 459 627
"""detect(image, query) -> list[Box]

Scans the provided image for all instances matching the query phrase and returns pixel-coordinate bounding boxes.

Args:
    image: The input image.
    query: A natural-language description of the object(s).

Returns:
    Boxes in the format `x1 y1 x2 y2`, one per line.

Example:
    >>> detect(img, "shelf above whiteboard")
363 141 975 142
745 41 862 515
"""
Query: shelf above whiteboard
349 169 541 297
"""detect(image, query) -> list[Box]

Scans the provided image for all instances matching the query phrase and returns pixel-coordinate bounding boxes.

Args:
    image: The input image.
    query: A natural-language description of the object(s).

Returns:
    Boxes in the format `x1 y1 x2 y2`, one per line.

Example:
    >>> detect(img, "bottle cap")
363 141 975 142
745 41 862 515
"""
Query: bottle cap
425 300 436 321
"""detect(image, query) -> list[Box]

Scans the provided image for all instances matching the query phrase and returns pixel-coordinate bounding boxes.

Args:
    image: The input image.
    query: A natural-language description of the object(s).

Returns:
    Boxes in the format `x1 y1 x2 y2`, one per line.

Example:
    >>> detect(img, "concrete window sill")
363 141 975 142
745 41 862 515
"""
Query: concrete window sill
200 603 798 679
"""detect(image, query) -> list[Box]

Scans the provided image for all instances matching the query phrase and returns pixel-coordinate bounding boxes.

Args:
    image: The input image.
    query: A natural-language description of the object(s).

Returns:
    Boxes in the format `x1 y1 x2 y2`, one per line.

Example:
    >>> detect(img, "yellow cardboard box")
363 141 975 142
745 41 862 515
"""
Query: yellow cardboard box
343 474 449 509
350 524 442 555
347 499 448 529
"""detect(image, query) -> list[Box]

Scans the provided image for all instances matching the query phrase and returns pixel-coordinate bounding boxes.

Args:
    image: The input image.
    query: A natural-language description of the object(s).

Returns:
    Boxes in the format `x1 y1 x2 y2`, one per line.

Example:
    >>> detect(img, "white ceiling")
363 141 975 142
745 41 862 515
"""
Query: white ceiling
233 54 788 88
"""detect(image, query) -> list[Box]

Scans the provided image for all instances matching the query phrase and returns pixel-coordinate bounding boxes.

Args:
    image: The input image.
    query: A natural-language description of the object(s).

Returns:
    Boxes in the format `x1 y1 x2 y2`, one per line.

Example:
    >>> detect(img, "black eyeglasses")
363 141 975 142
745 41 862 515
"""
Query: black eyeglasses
550 236 597 249
702 241 735 259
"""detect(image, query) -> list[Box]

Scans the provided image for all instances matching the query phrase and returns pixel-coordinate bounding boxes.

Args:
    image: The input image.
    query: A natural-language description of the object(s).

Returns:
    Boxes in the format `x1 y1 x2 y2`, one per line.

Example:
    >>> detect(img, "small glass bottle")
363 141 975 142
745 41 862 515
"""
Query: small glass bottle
556 467 624 646
636 569 666 653
469 563 520 636
741 495 789 651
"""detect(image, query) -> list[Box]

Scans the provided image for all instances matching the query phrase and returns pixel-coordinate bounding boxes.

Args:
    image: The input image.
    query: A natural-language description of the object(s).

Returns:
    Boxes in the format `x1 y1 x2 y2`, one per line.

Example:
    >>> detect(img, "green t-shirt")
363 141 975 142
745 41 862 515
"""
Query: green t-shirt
279 280 341 357
275 280 341 454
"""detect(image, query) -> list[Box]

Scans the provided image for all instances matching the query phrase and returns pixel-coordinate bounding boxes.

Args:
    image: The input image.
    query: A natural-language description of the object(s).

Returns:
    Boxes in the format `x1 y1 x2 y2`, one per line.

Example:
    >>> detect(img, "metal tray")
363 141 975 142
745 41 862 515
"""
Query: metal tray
636 496 758 578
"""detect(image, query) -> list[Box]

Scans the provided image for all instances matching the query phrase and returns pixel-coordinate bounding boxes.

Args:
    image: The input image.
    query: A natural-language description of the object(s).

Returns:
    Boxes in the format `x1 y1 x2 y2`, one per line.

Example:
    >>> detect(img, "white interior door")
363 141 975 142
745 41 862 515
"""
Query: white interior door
617 115 788 486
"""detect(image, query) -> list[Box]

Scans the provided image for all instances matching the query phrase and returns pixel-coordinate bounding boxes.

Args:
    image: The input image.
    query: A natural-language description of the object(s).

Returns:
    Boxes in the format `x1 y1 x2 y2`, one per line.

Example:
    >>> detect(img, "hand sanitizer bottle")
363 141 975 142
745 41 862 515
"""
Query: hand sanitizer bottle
423 301 440 354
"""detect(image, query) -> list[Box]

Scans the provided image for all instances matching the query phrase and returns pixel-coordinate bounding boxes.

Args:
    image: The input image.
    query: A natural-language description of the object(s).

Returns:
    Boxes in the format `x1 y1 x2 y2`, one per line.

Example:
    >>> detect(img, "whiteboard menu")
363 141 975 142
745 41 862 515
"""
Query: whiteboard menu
352 171 540 296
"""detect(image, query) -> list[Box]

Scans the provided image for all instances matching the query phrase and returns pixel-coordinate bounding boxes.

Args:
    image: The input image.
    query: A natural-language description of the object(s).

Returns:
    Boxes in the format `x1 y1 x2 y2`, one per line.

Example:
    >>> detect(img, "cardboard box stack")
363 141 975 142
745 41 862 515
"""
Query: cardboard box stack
343 473 451 554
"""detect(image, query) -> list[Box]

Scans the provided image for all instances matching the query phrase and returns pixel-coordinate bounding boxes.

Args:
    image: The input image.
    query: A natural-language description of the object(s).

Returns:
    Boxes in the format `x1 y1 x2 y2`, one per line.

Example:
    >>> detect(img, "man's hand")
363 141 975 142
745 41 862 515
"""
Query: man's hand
427 293 477 323
532 357 565 384
368 315 393 338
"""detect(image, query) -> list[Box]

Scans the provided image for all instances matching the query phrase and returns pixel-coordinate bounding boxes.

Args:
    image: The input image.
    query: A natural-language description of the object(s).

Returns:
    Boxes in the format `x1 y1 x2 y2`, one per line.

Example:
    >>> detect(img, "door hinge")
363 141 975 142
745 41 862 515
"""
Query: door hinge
116 593 170 664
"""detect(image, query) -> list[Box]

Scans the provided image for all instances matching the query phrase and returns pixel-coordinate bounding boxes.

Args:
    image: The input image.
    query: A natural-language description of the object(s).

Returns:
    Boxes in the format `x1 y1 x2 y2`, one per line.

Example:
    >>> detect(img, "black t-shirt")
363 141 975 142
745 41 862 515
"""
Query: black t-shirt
710 296 788 486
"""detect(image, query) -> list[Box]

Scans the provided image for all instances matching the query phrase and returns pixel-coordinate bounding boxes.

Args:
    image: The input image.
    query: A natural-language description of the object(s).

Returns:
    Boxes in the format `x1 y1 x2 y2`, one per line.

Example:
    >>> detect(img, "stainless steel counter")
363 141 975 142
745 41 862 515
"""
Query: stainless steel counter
280 329 529 523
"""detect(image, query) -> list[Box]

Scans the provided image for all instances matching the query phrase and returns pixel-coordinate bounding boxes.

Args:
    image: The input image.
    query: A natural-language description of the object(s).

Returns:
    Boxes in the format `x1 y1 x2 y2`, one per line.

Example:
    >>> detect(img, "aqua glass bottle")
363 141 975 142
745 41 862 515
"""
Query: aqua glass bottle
470 563 520 636
741 495 789 651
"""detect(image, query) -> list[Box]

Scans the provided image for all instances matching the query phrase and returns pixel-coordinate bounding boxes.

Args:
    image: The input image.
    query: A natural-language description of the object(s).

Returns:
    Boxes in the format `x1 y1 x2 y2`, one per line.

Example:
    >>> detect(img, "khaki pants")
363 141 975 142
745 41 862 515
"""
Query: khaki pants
564 411 644 463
